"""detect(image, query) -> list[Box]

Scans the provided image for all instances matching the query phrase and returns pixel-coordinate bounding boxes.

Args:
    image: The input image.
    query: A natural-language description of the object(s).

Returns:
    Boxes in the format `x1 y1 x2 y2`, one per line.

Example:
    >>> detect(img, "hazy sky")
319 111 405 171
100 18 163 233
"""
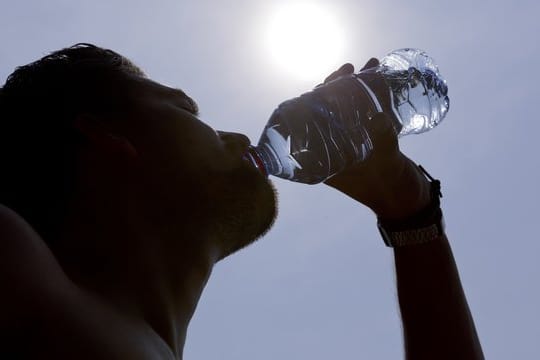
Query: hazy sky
1 0 539 358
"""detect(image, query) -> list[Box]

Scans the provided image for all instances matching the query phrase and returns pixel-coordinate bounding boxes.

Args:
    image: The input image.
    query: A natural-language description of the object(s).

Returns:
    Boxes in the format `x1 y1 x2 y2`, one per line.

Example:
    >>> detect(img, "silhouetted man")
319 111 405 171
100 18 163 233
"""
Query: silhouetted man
0 44 484 359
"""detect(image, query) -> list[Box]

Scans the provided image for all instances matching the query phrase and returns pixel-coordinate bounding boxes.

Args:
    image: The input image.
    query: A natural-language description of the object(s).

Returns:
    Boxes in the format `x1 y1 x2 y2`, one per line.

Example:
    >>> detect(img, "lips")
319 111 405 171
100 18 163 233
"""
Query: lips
243 146 268 177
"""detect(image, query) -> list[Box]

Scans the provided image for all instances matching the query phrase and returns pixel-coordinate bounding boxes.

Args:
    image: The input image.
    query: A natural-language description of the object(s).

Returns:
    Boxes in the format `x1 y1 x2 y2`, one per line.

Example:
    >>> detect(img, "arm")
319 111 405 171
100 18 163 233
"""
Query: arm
324 109 484 359
394 233 483 359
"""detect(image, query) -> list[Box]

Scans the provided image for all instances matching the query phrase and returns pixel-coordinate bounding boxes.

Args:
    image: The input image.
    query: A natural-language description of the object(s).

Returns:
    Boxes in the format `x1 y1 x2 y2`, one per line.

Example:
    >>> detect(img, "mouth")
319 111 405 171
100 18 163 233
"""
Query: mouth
242 146 268 177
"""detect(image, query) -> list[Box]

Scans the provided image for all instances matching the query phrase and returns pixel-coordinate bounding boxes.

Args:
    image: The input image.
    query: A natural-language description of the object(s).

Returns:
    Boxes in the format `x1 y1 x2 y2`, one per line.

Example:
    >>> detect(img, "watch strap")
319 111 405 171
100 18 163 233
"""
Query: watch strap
377 165 445 247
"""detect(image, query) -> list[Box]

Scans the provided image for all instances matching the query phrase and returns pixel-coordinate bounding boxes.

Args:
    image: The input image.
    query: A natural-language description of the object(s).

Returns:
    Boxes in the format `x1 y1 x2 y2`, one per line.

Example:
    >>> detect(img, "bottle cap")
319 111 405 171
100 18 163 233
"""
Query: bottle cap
243 146 268 177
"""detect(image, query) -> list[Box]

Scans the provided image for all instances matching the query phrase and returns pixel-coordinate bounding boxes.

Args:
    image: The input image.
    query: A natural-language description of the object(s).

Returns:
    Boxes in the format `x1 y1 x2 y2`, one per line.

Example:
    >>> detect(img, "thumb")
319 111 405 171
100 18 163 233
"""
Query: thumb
365 112 399 157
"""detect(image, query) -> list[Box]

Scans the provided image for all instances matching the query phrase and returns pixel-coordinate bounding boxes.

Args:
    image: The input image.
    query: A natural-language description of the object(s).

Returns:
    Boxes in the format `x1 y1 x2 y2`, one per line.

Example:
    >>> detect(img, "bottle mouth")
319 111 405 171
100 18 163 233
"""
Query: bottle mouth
243 146 268 177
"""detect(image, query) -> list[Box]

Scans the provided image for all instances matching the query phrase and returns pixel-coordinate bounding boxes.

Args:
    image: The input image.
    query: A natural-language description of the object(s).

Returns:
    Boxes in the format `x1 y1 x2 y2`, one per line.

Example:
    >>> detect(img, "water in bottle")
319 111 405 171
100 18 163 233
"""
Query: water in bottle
245 48 450 184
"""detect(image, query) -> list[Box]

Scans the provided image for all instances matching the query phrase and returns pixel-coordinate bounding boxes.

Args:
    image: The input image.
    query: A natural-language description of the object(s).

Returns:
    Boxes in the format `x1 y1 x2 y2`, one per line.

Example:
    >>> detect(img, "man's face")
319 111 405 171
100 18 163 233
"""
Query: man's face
114 75 277 260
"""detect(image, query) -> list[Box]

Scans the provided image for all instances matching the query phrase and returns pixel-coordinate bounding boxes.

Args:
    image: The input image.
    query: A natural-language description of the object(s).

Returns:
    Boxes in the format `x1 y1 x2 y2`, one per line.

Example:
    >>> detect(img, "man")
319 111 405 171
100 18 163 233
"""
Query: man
0 44 484 359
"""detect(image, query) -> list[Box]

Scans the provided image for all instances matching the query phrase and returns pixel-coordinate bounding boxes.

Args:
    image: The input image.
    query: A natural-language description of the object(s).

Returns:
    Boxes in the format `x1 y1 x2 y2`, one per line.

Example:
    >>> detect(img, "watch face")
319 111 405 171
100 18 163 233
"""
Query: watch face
377 223 393 247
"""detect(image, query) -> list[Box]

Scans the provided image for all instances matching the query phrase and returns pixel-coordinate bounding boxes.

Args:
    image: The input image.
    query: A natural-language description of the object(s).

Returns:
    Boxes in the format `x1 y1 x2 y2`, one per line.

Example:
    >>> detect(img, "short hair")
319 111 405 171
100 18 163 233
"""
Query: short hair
0 43 144 243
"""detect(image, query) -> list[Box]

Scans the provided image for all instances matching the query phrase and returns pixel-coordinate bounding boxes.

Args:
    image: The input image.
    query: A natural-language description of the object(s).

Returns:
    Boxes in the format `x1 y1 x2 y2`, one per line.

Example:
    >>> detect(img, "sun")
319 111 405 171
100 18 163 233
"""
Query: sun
265 3 346 81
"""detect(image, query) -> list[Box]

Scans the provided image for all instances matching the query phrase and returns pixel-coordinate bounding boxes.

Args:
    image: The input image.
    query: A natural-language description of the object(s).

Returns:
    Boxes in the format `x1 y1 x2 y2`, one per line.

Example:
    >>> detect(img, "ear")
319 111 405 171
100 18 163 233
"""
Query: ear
73 115 138 158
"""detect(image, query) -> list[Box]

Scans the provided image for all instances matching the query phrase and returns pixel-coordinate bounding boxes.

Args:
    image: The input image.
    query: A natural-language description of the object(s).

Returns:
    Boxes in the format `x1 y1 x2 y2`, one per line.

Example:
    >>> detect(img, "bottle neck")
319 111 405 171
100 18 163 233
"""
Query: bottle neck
244 145 283 178
244 146 268 177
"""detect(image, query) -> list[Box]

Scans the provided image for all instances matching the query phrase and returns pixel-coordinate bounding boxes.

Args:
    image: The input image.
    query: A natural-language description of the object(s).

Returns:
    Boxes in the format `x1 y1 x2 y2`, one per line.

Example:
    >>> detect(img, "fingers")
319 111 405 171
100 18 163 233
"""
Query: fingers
337 62 355 74
323 62 355 84
360 58 380 71
320 57 379 88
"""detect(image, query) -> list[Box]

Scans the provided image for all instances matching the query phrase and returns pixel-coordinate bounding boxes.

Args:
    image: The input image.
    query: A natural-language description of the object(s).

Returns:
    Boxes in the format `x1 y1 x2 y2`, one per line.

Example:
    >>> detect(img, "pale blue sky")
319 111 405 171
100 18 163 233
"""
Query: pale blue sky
1 0 539 358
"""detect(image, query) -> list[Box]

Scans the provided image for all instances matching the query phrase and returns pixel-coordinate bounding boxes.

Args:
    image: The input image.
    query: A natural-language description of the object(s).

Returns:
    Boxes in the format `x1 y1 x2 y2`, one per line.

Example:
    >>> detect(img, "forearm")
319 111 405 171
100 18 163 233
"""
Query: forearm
322 110 484 358
394 234 484 360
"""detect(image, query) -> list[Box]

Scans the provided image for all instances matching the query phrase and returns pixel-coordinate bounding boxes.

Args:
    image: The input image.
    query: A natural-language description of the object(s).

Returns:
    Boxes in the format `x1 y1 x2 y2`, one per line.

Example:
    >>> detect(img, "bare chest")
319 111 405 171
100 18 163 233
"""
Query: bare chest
22 291 178 360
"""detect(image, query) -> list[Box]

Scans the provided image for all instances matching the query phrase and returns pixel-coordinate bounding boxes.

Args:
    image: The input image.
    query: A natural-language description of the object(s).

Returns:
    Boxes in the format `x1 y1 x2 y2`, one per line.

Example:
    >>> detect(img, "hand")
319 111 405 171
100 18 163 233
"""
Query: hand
322 60 432 220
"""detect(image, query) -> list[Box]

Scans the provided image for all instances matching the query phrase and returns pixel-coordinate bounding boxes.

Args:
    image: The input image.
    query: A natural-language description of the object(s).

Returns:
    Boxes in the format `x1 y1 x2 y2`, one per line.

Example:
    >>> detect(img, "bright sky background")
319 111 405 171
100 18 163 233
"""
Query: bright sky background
1 0 539 358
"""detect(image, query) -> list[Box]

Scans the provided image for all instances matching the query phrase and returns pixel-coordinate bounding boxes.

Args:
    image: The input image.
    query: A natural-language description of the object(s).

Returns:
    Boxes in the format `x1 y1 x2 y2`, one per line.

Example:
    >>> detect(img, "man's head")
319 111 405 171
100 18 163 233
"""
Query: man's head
0 44 143 239
0 43 277 263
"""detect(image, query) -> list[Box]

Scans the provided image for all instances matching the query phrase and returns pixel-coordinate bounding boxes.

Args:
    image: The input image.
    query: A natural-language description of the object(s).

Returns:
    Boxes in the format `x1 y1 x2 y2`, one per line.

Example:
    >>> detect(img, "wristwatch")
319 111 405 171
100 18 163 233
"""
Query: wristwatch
377 165 445 247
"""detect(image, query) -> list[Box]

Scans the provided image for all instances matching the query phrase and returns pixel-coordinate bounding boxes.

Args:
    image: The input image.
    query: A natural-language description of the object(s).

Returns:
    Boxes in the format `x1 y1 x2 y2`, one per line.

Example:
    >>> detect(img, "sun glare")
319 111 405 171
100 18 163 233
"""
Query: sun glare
265 3 346 81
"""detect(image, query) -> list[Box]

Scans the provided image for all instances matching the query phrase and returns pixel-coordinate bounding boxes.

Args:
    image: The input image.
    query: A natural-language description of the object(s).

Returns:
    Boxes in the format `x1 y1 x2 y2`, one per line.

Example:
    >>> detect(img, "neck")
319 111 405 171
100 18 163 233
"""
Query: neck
54 198 218 358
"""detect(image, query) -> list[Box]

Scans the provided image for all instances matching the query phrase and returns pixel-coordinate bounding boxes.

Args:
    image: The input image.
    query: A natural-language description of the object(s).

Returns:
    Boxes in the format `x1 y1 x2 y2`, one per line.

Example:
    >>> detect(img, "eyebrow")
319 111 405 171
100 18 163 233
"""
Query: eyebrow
140 77 201 116
169 87 200 116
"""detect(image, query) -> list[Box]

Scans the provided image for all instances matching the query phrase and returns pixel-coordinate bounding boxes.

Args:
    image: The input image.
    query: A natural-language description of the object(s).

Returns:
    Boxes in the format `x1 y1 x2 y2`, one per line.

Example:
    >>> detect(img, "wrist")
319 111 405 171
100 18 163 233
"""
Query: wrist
377 165 444 247
371 161 432 220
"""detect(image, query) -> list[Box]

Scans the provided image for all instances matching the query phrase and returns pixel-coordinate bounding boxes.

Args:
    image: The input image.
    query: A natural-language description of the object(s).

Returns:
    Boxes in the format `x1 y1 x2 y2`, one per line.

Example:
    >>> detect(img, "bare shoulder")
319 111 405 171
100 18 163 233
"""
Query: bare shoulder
0 204 71 292
0 205 174 359
0 205 73 336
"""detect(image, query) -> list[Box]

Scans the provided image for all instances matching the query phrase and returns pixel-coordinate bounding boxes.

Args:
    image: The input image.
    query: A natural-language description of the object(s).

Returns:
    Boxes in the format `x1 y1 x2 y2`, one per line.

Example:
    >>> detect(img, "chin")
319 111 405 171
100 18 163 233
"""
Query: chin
207 163 278 261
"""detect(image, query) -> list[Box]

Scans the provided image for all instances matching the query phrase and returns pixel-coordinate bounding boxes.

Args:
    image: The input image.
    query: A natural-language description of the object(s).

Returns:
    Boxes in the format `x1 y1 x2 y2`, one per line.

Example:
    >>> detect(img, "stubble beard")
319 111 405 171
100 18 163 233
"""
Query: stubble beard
204 163 278 261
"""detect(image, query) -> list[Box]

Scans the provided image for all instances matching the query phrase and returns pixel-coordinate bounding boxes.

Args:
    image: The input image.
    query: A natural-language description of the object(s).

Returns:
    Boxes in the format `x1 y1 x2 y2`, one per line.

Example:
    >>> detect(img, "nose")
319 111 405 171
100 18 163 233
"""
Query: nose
217 131 251 156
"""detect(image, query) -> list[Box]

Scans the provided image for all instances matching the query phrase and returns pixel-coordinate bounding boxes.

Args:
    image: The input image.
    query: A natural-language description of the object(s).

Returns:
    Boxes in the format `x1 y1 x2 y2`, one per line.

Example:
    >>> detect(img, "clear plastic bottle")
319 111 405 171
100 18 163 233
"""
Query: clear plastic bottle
245 48 450 184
